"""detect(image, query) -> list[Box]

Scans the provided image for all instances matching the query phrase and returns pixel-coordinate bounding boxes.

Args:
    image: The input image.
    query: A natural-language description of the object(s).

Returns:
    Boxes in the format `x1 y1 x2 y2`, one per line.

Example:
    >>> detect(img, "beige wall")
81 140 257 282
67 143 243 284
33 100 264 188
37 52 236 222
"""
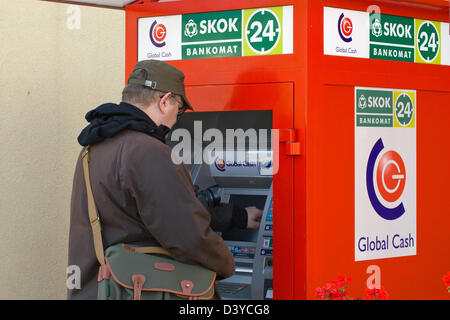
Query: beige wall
0 0 124 299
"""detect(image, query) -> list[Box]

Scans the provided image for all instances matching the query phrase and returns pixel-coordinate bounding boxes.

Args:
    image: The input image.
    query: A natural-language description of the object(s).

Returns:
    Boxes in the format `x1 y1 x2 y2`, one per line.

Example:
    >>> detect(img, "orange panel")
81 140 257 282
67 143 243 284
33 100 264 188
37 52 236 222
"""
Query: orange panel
307 0 450 300
124 0 450 300
125 1 307 300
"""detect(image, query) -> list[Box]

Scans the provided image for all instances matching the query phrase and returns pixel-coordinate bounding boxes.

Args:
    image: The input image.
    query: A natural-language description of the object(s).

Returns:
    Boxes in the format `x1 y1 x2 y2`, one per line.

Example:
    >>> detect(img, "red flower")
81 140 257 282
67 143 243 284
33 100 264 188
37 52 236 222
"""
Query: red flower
363 294 375 301
443 272 450 287
364 285 389 300
316 275 388 300
315 287 326 299
332 275 352 289
315 275 353 300
443 272 450 292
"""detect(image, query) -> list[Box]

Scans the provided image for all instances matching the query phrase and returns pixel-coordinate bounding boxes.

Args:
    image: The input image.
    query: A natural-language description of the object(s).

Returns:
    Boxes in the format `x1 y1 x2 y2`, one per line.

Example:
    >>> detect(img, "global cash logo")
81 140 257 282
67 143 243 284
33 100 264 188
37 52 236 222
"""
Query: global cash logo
215 157 226 172
366 138 406 221
149 21 167 48
338 13 353 42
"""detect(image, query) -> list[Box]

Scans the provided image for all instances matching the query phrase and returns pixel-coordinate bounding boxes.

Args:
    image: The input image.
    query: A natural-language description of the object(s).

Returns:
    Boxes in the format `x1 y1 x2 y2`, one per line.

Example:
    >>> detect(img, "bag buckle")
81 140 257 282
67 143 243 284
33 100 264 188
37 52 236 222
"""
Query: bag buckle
97 264 111 282
132 274 146 300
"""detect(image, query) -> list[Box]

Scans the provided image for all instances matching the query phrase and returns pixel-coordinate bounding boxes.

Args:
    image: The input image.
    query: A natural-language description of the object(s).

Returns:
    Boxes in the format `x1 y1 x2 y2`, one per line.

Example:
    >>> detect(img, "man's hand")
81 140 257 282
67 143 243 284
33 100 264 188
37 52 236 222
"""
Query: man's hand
246 206 262 229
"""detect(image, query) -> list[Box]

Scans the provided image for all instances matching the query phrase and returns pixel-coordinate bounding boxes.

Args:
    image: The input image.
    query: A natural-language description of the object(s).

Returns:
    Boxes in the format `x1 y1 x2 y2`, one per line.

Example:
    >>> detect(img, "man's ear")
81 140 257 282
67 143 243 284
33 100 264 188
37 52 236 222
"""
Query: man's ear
159 92 172 113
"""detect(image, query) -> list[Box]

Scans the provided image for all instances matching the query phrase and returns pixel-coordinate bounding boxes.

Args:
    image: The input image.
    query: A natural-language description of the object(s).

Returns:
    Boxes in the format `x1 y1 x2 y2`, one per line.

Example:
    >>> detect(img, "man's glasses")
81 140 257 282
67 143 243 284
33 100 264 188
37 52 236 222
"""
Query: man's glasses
160 94 186 116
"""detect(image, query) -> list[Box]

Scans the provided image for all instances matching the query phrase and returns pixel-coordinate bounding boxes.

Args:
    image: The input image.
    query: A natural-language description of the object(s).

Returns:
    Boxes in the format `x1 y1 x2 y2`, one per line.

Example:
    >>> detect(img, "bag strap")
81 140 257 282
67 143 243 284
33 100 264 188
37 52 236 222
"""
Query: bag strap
122 244 171 257
81 146 172 266
81 146 106 266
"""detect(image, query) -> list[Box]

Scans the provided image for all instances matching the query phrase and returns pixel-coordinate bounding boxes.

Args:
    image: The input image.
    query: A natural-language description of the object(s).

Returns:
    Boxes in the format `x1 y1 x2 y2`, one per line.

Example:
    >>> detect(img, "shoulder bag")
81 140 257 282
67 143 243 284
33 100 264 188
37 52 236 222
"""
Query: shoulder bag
81 146 217 300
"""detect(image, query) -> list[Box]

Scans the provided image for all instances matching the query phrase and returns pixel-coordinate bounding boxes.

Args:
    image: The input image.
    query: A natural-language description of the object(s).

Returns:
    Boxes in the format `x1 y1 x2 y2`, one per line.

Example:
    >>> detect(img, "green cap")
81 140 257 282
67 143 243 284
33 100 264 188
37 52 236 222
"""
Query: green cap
128 59 193 111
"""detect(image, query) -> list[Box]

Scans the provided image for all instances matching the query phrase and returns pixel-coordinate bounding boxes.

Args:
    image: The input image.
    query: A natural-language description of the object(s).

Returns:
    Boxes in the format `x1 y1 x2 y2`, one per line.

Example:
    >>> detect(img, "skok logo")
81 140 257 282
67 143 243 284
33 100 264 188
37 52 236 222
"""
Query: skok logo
372 19 383 37
366 138 406 220
149 21 167 47
358 94 367 109
338 13 353 42
184 19 198 38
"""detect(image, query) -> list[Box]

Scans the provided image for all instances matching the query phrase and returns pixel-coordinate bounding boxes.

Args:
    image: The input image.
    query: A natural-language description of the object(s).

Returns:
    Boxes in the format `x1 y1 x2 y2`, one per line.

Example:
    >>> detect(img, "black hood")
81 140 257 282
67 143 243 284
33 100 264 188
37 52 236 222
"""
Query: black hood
77 102 171 146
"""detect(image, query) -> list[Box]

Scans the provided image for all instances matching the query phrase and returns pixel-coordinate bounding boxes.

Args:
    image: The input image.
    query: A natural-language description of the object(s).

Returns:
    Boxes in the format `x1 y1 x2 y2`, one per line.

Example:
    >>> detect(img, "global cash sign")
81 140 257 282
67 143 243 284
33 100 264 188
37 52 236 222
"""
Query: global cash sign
138 15 183 61
355 87 416 261
323 7 370 59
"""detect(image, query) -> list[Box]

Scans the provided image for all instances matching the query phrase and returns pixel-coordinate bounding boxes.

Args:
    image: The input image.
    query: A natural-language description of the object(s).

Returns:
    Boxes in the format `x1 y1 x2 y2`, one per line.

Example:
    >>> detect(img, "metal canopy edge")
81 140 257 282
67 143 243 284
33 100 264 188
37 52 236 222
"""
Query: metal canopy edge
39 0 138 9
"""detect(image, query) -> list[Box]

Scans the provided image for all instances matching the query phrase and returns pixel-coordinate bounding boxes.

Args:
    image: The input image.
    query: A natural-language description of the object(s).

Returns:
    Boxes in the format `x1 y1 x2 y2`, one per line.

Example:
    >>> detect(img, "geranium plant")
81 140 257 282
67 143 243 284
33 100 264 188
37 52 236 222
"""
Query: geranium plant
315 275 352 300
315 275 389 300
363 285 389 300
443 272 450 293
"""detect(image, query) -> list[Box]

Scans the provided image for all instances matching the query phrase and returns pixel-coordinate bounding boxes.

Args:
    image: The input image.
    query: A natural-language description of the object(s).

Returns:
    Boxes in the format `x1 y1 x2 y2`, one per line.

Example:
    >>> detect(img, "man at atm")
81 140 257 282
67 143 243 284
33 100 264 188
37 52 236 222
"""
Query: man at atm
67 59 261 299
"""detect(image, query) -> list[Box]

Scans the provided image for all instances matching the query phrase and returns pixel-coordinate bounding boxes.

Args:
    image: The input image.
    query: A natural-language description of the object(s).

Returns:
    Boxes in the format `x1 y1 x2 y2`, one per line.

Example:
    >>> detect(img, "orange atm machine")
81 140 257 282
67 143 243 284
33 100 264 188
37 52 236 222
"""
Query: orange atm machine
66 0 450 300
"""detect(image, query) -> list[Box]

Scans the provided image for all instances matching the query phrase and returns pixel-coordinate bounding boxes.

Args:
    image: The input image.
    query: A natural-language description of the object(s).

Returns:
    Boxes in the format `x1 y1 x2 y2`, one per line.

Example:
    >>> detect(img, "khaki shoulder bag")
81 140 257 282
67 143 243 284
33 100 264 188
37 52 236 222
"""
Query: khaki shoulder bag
81 146 217 300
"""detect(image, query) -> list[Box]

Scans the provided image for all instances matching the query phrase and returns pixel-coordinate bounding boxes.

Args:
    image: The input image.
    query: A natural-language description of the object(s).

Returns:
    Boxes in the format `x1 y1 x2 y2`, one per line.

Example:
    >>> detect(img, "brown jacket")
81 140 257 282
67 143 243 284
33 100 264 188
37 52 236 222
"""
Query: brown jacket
67 129 235 299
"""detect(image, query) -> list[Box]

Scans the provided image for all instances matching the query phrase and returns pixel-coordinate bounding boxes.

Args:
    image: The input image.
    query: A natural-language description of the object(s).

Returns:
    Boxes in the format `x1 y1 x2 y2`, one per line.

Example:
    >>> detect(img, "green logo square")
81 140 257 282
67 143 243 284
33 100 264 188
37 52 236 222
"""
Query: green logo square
415 19 441 64
243 6 283 56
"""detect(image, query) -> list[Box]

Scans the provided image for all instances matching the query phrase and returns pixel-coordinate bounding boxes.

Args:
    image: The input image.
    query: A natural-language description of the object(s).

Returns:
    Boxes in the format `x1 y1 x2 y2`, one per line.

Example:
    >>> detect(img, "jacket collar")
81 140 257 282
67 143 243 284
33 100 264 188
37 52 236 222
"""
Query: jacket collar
77 102 171 146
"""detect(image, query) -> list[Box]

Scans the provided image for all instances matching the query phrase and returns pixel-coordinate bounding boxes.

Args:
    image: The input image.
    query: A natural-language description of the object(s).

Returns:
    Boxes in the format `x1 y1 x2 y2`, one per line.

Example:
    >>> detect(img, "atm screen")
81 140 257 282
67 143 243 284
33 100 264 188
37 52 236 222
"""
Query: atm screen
221 194 267 242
